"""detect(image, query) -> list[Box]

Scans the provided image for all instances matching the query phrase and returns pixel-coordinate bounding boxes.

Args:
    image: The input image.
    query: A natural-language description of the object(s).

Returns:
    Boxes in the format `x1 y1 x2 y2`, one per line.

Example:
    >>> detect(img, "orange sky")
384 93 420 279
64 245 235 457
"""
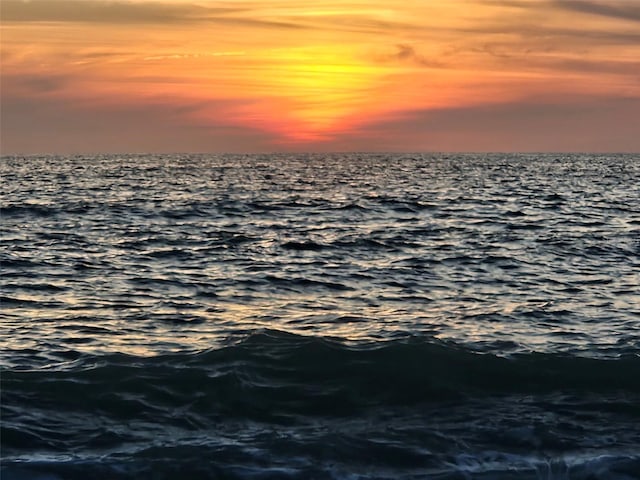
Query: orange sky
1 0 639 153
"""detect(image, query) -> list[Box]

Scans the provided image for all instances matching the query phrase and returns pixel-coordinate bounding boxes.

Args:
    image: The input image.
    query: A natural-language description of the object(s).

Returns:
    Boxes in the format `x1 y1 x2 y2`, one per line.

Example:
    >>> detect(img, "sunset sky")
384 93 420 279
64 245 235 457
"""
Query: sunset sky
2 0 639 153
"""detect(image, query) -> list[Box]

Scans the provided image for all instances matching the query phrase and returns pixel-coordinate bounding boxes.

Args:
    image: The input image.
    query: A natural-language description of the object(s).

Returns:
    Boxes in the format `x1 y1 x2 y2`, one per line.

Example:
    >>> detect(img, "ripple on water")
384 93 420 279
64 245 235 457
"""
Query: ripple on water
1 153 639 479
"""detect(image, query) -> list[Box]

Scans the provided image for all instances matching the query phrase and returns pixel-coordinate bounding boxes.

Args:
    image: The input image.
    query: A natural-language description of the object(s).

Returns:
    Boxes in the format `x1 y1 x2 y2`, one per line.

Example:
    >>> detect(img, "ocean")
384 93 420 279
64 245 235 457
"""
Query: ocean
1 153 639 479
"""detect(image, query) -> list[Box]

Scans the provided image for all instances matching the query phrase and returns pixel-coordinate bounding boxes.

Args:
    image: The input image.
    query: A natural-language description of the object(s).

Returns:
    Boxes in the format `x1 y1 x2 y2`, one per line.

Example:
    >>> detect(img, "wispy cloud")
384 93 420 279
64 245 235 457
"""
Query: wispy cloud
0 0 214 24
2 0 639 153
0 1 448 37
143 52 246 61
484 0 640 22
0 0 304 29
552 0 640 23
376 44 445 68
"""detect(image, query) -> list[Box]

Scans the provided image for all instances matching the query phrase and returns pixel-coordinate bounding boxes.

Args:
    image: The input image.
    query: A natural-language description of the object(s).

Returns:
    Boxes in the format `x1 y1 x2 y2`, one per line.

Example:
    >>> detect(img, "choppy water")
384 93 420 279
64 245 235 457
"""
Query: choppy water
1 153 639 479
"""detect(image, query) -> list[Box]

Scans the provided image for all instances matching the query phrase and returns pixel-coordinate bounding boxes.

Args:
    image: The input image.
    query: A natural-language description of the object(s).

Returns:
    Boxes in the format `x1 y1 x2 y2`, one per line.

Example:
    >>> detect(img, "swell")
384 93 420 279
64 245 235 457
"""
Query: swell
3 330 639 423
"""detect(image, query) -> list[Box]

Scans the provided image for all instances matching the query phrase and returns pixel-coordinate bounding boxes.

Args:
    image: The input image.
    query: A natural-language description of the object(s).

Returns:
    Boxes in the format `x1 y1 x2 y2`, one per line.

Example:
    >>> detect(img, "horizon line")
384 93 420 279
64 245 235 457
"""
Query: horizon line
2 150 639 157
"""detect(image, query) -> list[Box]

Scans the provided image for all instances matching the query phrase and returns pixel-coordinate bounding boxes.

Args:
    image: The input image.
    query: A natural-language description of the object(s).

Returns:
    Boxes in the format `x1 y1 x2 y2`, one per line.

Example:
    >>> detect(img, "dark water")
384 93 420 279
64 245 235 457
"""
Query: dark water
1 153 639 479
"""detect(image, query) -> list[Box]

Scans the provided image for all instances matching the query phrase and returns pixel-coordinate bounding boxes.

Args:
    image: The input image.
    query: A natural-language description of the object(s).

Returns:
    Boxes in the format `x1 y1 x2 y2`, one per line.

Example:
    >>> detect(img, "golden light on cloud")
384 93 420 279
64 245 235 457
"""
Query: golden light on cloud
1 0 639 153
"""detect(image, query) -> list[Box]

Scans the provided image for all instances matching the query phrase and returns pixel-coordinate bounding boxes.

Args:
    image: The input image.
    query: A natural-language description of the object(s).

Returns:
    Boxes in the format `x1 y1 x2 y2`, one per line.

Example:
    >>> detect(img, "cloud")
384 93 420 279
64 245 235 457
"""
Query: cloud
471 43 640 76
0 88 278 154
552 0 640 23
458 21 640 49
378 44 445 68
142 51 246 61
0 0 212 24
12 74 69 94
3 77 639 153
472 1 640 48
0 0 303 29
289 13 428 36
0 1 480 36
484 0 640 23
342 96 640 153
3 1 639 154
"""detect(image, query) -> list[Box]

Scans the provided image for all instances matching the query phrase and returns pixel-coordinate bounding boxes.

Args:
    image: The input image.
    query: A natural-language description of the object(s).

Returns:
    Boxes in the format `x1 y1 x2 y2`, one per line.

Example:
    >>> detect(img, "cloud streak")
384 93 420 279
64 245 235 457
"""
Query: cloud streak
0 0 214 24
333 95 640 153
378 44 445 68
0 0 306 29
553 0 640 23
2 0 639 153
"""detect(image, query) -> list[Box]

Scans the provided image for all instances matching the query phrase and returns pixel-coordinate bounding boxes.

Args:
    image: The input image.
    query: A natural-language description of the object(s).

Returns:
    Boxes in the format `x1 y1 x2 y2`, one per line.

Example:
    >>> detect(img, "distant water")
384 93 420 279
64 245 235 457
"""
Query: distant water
1 153 639 479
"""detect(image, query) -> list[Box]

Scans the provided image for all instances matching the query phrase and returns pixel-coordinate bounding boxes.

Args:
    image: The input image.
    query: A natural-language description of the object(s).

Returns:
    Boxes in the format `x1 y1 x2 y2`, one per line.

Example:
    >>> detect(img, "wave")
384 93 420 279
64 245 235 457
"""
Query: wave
3 331 640 479
4 330 639 421
3 452 639 480
0 204 59 218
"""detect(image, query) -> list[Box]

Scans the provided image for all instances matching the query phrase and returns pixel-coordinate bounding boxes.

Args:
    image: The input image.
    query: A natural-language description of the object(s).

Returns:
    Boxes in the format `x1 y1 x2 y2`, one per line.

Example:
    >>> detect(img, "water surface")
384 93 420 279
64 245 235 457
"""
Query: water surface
2 153 639 479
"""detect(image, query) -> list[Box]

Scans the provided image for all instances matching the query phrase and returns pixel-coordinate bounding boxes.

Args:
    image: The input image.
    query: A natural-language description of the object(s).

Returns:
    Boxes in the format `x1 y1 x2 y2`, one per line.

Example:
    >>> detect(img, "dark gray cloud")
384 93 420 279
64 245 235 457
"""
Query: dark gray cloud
1 73 75 96
484 0 640 22
321 96 640 153
0 90 278 154
16 75 68 93
3 84 639 153
473 1 640 47
553 0 640 23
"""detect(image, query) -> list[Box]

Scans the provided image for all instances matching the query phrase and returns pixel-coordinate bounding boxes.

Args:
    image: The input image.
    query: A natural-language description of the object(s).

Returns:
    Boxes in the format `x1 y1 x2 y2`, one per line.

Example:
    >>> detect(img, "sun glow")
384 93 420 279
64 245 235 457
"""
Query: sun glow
2 0 639 153
234 47 389 142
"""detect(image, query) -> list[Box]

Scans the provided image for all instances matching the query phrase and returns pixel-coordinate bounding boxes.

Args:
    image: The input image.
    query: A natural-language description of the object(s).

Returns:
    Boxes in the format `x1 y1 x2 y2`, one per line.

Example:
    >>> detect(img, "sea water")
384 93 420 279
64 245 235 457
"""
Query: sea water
1 153 639 479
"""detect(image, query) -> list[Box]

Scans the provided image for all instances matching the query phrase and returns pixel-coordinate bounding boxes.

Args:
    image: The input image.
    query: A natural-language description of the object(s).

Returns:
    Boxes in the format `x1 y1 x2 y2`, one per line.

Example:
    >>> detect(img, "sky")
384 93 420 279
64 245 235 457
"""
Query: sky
1 0 639 153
